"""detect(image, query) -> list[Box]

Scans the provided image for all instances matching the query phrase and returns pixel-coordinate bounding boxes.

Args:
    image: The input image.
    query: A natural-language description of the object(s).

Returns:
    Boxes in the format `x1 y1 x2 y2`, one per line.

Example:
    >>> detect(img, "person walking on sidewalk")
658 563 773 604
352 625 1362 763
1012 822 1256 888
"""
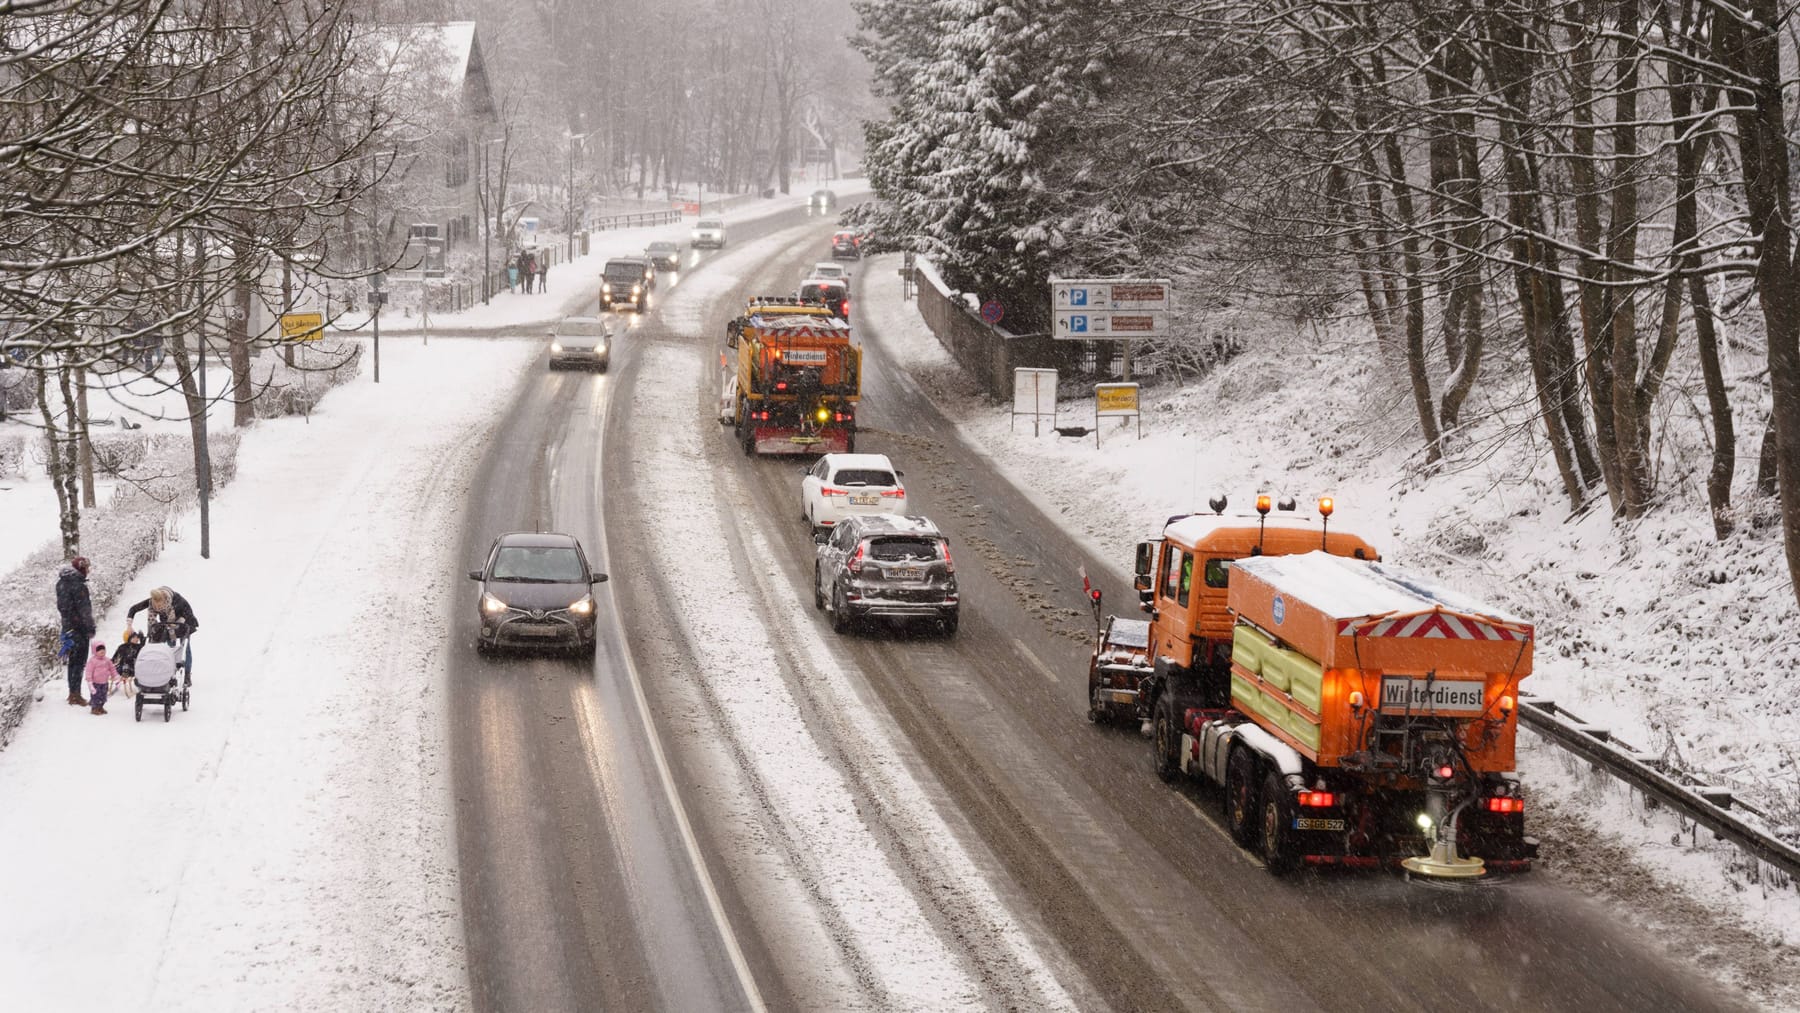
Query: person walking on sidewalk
538 256 550 293
85 642 117 715
55 556 95 706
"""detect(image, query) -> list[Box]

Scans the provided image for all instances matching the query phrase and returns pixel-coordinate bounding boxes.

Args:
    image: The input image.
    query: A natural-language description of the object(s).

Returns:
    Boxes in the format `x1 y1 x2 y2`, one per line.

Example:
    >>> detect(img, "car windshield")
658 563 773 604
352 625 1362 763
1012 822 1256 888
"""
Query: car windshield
698 219 722 229
490 546 586 583
558 319 608 337
648 243 676 253
815 266 843 277
867 537 938 562
833 469 894 487
604 262 643 281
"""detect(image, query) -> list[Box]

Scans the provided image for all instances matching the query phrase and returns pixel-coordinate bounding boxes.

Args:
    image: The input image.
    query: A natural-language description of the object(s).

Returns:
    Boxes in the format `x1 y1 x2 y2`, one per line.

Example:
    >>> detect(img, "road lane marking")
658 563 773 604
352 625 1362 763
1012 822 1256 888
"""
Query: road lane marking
1012 637 1060 685
585 354 769 1013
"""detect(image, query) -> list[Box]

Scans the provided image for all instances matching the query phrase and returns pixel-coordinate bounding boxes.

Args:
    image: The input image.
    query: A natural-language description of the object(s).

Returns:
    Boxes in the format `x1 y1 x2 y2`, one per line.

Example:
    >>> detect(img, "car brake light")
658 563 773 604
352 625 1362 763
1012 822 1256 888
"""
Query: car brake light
776 381 788 391
1485 797 1524 814
823 487 847 497
847 543 865 574
880 489 904 498
1298 791 1336 808
940 542 954 573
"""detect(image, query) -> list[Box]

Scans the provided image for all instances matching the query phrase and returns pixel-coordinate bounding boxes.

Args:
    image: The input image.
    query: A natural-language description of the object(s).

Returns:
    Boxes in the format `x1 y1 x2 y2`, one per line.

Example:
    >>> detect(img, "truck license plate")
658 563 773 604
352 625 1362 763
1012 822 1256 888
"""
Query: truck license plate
1292 817 1345 832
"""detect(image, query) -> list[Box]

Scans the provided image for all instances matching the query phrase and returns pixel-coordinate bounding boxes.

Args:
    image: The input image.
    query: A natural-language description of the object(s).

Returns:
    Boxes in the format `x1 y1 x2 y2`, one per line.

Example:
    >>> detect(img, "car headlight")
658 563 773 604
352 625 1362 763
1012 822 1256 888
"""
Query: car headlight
632 284 641 295
551 342 563 353
569 595 595 617
602 282 611 294
481 592 509 615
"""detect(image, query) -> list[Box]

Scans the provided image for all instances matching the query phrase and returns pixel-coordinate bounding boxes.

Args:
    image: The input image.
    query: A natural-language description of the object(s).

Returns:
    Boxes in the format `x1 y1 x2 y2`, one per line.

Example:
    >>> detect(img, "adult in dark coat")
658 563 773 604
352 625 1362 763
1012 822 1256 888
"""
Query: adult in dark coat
55 556 95 706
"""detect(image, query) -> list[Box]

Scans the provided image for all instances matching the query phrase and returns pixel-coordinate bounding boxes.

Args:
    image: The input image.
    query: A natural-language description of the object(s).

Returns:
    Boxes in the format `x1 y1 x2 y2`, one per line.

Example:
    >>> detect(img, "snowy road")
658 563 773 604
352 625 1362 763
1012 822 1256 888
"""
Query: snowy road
446 204 1761 1012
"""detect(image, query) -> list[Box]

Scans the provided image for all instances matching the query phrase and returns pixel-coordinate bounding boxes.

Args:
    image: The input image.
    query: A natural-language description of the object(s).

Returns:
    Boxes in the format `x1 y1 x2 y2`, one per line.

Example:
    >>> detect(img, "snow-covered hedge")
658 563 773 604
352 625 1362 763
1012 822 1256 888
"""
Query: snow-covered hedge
247 340 362 420
0 430 240 746
0 433 24 478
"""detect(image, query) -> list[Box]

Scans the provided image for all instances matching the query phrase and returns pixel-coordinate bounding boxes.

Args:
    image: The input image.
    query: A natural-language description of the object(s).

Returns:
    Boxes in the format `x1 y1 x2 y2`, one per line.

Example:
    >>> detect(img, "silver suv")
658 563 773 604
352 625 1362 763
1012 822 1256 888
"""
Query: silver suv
813 515 958 636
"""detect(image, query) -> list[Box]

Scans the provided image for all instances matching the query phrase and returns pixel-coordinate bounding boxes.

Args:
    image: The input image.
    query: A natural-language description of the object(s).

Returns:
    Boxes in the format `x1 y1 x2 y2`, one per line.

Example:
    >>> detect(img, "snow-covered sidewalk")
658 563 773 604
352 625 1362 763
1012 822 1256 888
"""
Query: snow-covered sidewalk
0 336 537 1011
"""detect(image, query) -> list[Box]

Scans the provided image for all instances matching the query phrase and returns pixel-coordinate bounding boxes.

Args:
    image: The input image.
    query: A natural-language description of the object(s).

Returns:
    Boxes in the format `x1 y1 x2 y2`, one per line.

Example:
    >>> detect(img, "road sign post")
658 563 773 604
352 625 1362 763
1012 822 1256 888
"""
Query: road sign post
1094 383 1141 448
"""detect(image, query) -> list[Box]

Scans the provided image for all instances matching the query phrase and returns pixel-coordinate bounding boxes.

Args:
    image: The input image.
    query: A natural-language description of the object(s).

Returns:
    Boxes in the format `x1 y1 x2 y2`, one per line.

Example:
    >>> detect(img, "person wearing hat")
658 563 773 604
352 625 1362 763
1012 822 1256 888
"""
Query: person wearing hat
84 641 118 715
125 586 199 682
54 556 95 706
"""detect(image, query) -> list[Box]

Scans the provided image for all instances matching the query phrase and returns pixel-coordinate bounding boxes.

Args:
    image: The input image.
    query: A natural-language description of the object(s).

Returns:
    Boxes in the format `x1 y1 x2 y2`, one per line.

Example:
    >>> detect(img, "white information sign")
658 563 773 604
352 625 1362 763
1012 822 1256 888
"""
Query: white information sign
1051 278 1171 312
1011 367 1058 436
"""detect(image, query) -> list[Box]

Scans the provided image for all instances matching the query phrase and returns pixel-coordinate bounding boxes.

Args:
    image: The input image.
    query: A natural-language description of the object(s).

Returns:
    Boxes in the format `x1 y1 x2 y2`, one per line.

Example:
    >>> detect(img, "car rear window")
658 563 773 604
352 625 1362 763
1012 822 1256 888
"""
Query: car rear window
866 537 938 562
802 284 846 301
833 469 894 487
491 546 586 582
604 262 643 280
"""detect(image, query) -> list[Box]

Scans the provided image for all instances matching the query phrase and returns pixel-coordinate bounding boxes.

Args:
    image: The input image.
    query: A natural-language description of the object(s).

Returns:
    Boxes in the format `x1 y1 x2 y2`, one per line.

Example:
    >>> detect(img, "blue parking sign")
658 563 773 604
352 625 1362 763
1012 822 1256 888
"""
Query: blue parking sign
1071 289 1088 306
1070 315 1088 333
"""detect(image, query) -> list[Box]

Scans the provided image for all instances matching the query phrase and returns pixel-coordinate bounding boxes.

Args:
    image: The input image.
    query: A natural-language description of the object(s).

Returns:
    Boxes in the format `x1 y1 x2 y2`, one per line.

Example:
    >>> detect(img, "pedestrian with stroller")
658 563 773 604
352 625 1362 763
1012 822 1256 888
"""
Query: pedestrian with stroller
55 556 95 706
85 642 117 715
125 586 199 682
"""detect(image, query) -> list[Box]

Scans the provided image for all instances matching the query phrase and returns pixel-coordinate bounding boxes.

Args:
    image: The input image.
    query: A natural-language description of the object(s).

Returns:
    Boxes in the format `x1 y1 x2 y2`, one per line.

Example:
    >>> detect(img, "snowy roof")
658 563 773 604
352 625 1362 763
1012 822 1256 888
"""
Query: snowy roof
824 453 896 470
1234 551 1526 625
1164 512 1322 544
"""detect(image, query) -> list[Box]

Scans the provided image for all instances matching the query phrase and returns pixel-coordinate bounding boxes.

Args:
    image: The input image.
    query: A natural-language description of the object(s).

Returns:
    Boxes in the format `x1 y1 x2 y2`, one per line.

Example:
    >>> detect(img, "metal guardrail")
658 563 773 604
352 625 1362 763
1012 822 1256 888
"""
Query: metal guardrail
589 209 683 231
1518 692 1800 880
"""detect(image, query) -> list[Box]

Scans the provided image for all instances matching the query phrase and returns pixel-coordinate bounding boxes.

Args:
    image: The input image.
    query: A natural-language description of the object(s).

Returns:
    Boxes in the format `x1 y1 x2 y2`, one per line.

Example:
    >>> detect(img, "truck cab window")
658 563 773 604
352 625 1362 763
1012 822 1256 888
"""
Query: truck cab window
1178 555 1194 606
1161 546 1182 601
1204 558 1230 588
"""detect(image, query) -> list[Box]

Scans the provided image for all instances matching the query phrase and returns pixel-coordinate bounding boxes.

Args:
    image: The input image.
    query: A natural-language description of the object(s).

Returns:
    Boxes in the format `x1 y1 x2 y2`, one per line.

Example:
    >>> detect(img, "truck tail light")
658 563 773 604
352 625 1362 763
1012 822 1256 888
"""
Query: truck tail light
1485 797 1524 814
1297 791 1336 808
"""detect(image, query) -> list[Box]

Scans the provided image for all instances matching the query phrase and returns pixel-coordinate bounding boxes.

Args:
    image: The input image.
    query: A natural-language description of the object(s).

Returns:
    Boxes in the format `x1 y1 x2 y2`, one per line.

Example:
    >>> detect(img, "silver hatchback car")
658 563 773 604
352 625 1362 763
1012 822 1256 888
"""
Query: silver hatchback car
548 315 612 371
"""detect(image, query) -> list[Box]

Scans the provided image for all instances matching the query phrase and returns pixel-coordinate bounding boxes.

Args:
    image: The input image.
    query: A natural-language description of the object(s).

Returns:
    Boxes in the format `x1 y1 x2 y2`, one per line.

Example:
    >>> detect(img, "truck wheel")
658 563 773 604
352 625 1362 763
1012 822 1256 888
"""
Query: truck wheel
1225 747 1259 847
1152 694 1181 782
1259 770 1300 875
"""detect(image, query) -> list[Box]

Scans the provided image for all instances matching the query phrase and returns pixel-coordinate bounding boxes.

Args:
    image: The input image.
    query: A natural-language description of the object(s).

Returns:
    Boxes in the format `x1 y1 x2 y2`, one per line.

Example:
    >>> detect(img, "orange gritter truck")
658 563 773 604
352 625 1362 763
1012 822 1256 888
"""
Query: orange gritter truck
725 297 861 456
1107 495 1538 878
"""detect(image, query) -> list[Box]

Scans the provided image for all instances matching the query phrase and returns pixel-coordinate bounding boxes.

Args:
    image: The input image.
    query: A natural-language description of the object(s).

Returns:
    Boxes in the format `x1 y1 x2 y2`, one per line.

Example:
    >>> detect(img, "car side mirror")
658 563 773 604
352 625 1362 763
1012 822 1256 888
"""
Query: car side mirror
468 570 483 581
813 531 830 545
896 470 905 478
591 573 609 584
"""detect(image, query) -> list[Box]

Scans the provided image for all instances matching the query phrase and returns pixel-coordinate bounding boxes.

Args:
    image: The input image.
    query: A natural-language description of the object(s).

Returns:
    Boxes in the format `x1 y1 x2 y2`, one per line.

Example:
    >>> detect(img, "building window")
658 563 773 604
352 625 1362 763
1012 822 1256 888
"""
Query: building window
446 134 470 188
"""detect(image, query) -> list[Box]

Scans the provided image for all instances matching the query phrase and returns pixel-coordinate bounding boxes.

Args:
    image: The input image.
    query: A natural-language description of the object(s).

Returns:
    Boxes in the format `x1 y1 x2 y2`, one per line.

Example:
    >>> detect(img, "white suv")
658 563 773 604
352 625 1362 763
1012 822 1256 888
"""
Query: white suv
691 218 726 249
801 453 907 534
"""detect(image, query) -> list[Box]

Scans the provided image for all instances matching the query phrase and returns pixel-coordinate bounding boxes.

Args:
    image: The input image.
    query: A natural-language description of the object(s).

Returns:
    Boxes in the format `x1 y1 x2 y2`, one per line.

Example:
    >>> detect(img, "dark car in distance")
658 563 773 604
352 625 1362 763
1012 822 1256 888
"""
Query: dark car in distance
813 515 958 636
644 241 681 272
798 279 849 320
470 532 608 653
600 257 653 310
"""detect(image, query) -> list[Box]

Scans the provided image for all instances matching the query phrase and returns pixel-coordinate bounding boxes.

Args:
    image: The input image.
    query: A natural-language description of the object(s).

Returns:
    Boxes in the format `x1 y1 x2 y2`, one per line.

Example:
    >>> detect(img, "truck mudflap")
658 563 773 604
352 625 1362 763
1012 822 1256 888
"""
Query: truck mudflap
751 426 851 455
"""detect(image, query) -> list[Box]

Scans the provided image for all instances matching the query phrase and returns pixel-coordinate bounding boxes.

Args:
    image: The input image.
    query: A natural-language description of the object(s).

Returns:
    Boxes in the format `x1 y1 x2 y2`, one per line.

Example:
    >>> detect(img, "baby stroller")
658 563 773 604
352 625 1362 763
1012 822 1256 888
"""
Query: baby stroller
132 619 190 723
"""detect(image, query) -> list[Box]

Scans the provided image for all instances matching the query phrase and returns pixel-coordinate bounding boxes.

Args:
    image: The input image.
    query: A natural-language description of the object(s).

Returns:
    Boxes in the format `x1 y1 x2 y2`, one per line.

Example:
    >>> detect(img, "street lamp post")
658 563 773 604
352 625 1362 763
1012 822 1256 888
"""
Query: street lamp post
564 128 590 262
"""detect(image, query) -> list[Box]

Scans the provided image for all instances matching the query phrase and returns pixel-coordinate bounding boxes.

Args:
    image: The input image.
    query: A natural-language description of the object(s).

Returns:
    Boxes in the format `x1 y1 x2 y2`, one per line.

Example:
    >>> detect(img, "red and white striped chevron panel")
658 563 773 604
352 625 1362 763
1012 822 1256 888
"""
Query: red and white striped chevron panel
1338 609 1531 642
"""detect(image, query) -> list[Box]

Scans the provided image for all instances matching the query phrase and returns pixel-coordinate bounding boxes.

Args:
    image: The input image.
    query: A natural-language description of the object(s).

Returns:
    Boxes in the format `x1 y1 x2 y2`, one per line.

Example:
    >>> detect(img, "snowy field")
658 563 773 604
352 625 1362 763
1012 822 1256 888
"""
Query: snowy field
0 336 538 1010
857 252 1800 1000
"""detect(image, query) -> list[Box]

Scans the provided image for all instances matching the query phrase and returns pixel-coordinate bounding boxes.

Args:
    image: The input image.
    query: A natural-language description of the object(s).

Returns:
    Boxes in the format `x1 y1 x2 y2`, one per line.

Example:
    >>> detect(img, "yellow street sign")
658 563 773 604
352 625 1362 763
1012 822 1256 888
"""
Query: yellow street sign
280 312 324 342
1096 383 1139 415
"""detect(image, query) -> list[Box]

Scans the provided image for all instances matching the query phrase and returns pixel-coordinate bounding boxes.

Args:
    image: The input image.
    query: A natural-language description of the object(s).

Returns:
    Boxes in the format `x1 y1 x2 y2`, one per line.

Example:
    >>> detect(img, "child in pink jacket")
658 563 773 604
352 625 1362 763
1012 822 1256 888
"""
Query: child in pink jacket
85 642 117 715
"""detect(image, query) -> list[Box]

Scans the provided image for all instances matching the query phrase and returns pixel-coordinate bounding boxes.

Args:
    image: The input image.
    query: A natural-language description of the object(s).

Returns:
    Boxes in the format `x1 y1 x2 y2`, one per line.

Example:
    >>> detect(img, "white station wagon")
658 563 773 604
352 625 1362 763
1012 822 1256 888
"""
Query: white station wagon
800 453 907 534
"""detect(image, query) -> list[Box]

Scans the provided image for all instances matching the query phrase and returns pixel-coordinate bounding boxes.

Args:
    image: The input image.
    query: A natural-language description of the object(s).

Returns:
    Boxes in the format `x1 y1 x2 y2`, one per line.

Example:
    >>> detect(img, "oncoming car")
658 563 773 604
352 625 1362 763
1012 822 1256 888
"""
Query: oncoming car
644 241 681 272
548 315 612 371
691 218 727 249
808 189 837 213
600 258 653 310
800 452 903 533
814 515 958 636
469 532 608 654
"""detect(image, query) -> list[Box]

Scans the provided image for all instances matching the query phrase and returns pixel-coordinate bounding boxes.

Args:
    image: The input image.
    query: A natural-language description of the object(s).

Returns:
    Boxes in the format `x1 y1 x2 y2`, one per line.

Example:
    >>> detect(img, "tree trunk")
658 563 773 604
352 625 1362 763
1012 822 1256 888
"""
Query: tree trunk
76 365 95 509
230 258 255 427
1714 0 1800 607
36 364 80 556
1606 0 1654 516
1568 10 1621 507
